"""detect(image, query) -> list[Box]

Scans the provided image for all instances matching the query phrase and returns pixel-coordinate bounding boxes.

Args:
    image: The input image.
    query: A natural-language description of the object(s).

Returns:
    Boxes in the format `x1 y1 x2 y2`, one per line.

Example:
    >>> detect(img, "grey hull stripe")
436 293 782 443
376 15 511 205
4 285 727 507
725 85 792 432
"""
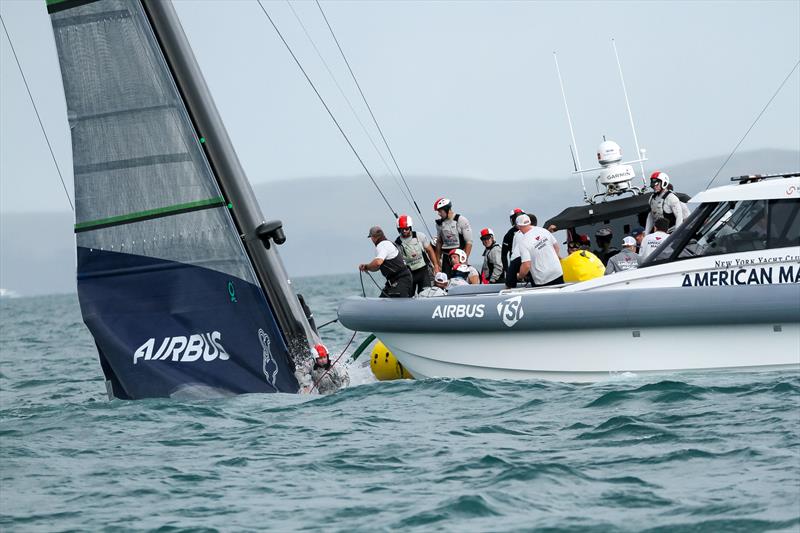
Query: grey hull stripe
75 153 192 175
338 284 800 333
51 9 130 28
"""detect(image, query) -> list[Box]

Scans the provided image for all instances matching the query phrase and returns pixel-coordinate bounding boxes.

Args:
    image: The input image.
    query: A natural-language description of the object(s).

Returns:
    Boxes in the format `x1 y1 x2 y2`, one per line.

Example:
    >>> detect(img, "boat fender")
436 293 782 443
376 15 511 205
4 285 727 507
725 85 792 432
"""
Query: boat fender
370 340 414 381
560 250 605 282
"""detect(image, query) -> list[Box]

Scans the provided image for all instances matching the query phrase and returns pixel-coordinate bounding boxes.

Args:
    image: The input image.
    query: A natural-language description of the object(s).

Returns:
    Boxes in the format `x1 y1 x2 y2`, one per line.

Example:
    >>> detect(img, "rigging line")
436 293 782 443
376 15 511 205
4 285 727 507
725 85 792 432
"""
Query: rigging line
704 59 800 191
315 0 434 238
285 0 414 210
256 0 398 218
0 14 74 212
316 317 339 329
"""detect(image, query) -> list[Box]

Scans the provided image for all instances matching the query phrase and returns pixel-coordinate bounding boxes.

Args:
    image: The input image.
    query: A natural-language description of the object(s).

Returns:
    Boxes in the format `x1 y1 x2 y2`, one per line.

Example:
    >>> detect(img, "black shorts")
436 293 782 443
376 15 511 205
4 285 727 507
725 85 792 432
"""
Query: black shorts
381 271 413 298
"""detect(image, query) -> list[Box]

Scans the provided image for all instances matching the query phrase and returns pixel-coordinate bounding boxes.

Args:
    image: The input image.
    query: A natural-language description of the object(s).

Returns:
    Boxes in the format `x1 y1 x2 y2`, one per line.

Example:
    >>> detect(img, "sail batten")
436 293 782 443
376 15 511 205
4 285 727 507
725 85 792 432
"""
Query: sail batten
74 153 193 175
74 196 226 232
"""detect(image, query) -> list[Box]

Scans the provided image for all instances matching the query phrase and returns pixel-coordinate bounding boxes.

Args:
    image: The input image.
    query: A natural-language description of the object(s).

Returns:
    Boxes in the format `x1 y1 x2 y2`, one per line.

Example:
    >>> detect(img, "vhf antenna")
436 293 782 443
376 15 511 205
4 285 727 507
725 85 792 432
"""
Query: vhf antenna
553 51 587 201
612 38 648 189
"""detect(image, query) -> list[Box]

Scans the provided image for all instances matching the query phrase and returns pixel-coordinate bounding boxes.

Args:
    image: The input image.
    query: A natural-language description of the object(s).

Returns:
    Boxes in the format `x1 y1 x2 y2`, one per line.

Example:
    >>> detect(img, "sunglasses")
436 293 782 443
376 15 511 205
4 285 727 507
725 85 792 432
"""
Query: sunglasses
480 235 492 240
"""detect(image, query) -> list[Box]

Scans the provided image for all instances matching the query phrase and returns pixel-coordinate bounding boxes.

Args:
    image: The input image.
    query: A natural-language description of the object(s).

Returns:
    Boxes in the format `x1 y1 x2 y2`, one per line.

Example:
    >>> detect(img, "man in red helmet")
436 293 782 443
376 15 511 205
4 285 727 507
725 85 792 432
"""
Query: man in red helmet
395 214 438 295
433 197 472 277
479 228 505 284
647 171 689 233
501 208 525 274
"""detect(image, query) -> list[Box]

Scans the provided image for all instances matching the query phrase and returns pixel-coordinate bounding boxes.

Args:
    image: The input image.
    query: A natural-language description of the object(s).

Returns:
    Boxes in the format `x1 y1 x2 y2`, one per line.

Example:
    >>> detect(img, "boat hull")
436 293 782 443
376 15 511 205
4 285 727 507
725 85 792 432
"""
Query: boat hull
378 324 800 382
338 282 800 382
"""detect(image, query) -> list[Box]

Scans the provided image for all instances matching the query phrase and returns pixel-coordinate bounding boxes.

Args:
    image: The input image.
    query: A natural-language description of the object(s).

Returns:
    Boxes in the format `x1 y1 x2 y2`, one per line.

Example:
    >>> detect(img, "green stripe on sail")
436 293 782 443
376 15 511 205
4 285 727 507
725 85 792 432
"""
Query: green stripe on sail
74 196 226 232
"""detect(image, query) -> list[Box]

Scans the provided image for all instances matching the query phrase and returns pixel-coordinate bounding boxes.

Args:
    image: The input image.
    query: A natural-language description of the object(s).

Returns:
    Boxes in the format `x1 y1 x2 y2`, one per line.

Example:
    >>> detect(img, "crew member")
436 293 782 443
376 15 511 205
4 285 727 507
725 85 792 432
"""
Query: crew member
479 228 505 284
395 214 439 295
605 236 643 274
568 233 591 251
360 226 413 297
310 344 349 395
646 171 689 233
449 249 480 284
593 227 620 266
418 272 449 297
447 264 472 288
501 208 524 273
515 214 564 286
630 226 646 253
434 197 473 276
640 217 670 259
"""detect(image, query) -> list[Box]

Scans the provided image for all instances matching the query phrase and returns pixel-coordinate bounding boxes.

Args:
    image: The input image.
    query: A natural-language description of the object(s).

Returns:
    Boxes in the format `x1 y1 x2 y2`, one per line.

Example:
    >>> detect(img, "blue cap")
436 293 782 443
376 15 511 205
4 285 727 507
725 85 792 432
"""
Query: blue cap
630 227 645 237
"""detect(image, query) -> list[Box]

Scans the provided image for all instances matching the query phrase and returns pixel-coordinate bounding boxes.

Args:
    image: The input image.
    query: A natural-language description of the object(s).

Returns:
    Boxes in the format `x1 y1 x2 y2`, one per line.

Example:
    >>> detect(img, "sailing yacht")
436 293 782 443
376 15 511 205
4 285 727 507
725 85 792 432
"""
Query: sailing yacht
47 0 324 399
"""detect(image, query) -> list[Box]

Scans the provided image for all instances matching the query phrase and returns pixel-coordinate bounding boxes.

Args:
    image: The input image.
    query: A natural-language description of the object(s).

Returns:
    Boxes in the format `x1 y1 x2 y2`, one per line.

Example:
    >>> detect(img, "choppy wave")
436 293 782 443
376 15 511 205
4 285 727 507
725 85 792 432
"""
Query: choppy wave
1 292 799 532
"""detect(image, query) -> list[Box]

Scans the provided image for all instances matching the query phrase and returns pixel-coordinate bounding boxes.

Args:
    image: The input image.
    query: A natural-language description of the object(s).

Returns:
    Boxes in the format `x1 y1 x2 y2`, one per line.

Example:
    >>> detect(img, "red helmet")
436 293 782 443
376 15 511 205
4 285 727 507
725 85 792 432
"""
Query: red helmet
433 197 452 212
650 171 670 188
397 215 413 230
449 248 467 264
314 343 329 359
509 207 524 223
480 227 494 239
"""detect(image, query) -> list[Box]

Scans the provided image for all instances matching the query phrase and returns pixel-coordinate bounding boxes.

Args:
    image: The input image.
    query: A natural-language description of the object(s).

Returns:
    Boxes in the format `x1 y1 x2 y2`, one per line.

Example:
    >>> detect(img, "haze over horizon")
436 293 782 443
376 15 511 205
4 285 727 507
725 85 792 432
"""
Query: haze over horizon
2 148 798 297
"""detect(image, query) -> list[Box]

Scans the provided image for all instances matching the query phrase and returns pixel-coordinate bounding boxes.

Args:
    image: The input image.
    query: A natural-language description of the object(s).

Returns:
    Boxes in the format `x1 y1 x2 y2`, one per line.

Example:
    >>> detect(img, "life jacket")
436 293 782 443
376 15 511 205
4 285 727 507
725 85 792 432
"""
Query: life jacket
650 190 677 227
395 231 428 271
378 241 410 282
435 213 466 250
482 242 505 284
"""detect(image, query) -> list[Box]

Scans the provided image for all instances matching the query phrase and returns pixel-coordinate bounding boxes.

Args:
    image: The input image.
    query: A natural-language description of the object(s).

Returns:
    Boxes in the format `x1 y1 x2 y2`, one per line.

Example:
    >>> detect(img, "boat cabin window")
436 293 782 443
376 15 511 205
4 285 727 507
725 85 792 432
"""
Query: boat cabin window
767 199 800 248
646 198 799 264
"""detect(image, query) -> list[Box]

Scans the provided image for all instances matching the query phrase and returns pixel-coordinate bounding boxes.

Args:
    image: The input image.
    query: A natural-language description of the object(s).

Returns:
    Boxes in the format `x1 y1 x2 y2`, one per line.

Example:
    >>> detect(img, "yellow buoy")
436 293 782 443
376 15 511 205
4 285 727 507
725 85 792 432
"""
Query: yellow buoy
370 340 414 381
560 250 605 282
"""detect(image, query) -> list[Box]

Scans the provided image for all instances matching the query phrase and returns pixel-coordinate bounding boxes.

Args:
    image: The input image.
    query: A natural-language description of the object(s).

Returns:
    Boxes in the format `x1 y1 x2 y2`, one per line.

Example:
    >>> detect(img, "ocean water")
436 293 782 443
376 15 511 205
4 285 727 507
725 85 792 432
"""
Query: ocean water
1 275 799 532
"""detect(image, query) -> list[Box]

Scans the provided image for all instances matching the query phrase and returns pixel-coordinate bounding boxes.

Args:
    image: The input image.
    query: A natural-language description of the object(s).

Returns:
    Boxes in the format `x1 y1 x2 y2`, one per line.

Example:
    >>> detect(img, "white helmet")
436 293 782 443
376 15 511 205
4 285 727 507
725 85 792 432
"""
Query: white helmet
397 214 413 229
650 171 670 188
433 197 452 212
597 140 622 165
449 248 467 264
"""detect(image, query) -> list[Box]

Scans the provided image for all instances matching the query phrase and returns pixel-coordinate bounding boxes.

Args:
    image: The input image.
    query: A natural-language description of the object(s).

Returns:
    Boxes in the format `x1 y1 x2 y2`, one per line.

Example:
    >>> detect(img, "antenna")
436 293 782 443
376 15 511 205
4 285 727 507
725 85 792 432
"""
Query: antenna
553 52 587 199
612 38 647 189
568 145 578 172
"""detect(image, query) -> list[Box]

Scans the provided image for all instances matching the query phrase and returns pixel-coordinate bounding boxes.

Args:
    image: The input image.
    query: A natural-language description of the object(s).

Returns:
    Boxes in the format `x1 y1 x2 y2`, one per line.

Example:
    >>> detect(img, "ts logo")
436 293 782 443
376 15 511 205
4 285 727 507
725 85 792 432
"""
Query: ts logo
497 296 524 328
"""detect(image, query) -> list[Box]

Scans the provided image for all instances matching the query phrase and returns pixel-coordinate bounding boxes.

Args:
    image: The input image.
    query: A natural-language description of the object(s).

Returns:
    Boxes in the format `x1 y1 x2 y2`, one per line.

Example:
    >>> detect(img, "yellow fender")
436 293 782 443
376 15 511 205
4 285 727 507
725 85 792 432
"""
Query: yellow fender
370 340 414 381
561 250 605 282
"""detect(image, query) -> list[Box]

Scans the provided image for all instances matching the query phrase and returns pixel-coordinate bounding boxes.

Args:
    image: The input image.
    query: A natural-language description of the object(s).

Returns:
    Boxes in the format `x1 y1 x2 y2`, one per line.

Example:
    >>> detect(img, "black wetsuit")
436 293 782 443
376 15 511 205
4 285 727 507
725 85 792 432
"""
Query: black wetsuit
501 225 517 273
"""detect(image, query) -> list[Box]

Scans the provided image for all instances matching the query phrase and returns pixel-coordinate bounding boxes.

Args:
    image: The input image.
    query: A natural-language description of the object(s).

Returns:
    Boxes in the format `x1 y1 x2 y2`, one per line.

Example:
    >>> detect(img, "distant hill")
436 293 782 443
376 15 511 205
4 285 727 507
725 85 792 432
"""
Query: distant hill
2 149 797 296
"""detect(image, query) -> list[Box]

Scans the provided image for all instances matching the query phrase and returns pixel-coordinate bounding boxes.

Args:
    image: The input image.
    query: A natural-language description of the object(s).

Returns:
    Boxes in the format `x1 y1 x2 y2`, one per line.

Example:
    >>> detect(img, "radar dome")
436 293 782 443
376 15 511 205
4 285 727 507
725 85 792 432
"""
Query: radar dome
597 140 622 165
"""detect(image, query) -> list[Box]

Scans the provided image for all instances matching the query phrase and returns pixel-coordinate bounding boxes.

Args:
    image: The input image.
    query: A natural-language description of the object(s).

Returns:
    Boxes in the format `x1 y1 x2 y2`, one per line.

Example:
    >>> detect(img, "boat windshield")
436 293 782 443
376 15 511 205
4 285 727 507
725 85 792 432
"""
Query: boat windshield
645 198 800 265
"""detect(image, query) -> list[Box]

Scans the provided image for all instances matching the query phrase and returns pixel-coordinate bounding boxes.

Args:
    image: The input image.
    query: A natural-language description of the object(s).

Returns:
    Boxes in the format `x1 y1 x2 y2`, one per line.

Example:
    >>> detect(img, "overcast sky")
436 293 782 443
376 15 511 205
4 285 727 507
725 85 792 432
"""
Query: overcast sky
1 0 798 215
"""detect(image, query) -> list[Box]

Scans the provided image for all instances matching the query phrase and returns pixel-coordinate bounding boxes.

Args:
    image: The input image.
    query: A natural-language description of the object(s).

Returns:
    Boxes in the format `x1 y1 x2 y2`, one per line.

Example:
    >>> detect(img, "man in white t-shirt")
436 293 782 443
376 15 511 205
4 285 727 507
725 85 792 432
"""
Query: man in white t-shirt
359 226 413 297
640 217 671 260
514 214 564 286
